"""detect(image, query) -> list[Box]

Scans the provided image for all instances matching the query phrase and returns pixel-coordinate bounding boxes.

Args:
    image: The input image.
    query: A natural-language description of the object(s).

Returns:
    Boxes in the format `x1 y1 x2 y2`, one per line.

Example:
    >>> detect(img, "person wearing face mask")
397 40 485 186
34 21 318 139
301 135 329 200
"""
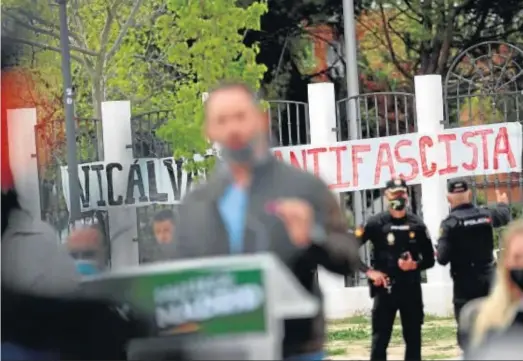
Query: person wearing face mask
458 219 523 359
436 178 510 351
173 81 363 360
354 177 435 361
1 33 149 360
67 224 106 276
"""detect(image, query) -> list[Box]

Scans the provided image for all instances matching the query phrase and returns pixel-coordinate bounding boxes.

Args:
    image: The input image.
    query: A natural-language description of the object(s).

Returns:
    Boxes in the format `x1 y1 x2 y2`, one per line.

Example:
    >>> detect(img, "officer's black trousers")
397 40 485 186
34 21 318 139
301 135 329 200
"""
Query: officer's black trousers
453 300 467 349
452 272 492 350
370 283 423 361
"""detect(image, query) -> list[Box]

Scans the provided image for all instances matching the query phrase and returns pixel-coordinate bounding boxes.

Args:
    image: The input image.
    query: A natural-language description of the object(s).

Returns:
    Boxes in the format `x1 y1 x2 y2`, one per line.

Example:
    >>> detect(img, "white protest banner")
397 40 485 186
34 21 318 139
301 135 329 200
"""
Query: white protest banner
272 122 522 191
60 157 197 212
62 122 522 212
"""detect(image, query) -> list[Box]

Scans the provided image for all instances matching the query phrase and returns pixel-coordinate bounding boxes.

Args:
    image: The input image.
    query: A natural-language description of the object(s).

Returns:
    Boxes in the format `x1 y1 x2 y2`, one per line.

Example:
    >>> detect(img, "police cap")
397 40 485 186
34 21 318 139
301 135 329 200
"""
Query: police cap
447 178 469 194
385 177 408 193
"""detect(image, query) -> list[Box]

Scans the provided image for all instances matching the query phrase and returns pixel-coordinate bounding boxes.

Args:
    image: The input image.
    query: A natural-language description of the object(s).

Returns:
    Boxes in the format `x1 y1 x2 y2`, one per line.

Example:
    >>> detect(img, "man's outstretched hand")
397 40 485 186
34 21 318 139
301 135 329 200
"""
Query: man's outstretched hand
269 199 314 247
366 269 389 287
496 190 508 204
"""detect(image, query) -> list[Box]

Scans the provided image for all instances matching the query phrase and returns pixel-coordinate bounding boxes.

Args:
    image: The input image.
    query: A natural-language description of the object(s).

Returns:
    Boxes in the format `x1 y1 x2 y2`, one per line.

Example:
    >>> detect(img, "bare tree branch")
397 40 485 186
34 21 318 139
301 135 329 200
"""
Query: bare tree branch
7 8 85 49
436 8 456 74
402 0 424 19
4 36 84 63
3 11 99 57
105 0 144 62
69 0 91 50
99 0 124 57
378 2 411 79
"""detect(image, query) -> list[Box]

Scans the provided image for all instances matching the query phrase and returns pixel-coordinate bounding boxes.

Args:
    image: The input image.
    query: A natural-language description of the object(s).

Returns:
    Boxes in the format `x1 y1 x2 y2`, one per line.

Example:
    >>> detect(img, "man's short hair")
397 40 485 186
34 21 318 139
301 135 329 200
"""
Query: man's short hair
204 80 260 112
153 209 175 224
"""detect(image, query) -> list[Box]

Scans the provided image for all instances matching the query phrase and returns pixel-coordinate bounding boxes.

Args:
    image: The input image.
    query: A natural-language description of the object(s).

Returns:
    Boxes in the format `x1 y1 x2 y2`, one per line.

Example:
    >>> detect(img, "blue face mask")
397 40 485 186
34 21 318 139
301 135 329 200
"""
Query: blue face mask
75 260 99 276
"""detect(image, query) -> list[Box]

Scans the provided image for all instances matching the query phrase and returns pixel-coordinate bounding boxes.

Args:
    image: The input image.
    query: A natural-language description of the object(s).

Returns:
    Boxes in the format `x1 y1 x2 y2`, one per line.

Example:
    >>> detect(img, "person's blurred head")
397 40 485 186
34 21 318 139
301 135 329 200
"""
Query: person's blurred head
204 81 268 167
502 221 523 296
472 219 523 346
67 225 104 276
152 209 175 244
447 178 471 208
384 177 409 217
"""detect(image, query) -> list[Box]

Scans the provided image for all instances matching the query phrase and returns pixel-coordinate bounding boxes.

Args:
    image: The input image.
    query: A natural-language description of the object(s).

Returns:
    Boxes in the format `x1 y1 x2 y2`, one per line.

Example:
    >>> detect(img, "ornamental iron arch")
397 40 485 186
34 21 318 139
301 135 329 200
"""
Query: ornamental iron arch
443 40 523 210
444 41 523 127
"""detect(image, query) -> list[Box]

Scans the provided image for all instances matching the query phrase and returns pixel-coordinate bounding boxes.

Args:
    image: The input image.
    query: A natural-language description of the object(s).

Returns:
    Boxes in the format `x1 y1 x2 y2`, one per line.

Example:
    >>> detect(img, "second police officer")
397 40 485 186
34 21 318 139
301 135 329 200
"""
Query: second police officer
436 178 510 350
356 177 435 361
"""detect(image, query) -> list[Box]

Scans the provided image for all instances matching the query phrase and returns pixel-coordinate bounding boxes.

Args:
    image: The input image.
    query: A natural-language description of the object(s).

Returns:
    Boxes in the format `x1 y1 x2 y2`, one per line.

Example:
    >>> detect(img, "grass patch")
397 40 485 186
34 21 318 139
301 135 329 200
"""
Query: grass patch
327 347 346 356
425 314 453 322
329 314 369 325
328 323 455 344
326 314 458 359
425 353 452 360
422 326 455 343
328 326 370 341
329 314 453 327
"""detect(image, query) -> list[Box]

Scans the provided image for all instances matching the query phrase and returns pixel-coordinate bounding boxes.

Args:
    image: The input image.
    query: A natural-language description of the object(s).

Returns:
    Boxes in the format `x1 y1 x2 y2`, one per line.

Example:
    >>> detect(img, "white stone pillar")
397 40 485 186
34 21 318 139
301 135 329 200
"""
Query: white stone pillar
7 108 42 220
415 75 453 315
307 83 347 299
101 101 139 268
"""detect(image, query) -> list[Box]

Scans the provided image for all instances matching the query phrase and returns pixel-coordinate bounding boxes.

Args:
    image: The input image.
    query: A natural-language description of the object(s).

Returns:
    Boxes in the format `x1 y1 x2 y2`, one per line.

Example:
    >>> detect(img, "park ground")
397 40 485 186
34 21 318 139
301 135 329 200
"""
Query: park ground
326 314 460 360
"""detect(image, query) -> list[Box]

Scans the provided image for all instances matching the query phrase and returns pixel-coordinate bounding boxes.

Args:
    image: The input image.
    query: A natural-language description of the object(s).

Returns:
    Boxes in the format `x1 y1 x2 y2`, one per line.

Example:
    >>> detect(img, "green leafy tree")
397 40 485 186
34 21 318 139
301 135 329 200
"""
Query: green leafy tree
1 0 267 160
156 0 268 160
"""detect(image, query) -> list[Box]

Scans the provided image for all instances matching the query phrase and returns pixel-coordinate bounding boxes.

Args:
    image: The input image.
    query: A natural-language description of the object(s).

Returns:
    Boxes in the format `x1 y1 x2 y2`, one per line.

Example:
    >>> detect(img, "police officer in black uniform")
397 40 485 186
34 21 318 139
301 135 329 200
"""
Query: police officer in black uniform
436 178 510 349
356 177 435 361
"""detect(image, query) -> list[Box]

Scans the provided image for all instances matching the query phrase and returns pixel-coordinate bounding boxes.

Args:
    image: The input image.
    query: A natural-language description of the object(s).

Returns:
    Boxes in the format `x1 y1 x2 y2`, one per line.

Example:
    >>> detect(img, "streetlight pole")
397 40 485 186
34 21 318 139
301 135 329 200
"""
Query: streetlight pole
57 0 81 222
342 0 366 274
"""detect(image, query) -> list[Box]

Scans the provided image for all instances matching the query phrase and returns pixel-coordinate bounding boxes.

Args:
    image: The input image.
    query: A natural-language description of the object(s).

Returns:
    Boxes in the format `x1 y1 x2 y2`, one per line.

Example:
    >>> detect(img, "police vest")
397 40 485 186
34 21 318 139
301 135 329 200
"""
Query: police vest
449 208 494 274
372 223 421 281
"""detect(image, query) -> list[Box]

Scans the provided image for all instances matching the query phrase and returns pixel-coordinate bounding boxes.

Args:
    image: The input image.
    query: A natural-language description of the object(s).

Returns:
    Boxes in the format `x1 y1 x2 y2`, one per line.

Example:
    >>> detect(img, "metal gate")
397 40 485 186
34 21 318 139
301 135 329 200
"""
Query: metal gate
336 92 419 285
130 110 175 263
443 41 523 213
35 116 110 262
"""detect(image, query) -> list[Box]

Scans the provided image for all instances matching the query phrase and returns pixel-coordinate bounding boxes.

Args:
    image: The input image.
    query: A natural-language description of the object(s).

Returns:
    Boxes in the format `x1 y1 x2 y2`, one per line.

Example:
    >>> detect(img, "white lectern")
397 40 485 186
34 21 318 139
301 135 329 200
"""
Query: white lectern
81 253 319 360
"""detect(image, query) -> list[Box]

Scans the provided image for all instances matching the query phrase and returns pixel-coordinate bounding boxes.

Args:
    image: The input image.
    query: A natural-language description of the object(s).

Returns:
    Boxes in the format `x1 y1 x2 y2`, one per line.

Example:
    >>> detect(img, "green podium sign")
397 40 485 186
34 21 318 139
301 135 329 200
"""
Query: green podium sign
132 268 266 336
81 253 318 359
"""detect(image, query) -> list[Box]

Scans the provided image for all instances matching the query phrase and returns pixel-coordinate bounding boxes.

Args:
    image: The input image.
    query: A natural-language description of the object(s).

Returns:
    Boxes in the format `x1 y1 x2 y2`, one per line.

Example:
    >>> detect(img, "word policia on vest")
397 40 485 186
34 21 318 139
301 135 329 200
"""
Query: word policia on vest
61 122 522 212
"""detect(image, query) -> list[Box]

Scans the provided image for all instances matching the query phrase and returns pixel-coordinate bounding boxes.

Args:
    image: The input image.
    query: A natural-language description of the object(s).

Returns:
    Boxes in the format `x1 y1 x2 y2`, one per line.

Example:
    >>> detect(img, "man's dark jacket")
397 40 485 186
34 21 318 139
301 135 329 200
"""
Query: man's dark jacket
173 155 362 357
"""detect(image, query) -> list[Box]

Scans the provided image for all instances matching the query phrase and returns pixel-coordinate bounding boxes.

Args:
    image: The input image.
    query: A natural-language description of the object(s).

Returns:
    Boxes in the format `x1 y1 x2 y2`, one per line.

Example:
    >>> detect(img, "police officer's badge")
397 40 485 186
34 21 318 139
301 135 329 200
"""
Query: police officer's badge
409 231 415 239
387 232 395 245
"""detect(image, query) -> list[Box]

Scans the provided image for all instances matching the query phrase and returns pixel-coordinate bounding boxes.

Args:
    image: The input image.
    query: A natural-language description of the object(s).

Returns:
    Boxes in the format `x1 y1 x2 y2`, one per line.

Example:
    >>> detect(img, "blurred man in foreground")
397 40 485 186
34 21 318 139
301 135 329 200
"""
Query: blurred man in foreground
355 178 435 361
436 179 510 349
174 81 362 360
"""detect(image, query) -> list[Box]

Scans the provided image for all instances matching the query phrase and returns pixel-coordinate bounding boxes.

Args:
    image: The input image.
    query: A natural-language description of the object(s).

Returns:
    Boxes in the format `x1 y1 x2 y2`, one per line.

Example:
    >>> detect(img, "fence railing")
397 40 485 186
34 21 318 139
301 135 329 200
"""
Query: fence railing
35 116 111 264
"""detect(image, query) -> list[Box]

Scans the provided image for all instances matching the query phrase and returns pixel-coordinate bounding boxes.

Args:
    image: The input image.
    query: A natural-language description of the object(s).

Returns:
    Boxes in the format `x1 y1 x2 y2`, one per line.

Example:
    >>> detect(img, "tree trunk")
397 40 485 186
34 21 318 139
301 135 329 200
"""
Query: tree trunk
92 78 104 160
